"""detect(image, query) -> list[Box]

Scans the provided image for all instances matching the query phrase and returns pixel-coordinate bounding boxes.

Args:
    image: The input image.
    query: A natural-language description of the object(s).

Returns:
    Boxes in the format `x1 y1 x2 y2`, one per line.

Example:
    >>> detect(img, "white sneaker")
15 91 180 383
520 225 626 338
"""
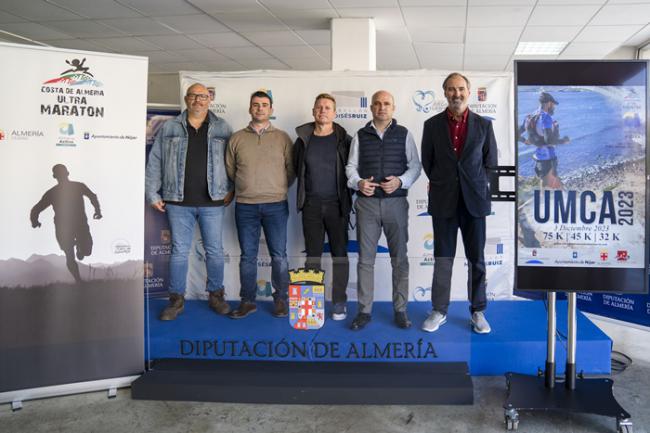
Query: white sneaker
471 311 491 334
332 303 347 321
422 311 447 333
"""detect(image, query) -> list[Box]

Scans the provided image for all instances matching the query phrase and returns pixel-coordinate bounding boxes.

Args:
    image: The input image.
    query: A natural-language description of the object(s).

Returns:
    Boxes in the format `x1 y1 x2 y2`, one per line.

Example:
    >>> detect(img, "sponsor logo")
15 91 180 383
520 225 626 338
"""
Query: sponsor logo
416 198 429 216
43 58 103 87
59 122 74 135
420 233 434 266
412 90 435 113
477 87 487 102
161 230 171 244
84 132 90 140
0 129 45 140
332 90 369 120
600 250 608 261
82 133 138 140
572 251 578 259
413 286 431 302
526 259 544 264
112 239 132 254
532 249 537 257
0 130 5 140
616 250 629 261
257 280 272 297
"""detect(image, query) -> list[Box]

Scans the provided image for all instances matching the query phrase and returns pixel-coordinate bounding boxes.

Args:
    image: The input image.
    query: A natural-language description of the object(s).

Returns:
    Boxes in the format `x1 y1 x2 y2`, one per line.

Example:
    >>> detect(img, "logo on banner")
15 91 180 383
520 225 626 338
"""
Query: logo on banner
477 87 487 102
43 58 102 87
616 250 629 261
332 90 368 120
59 123 74 135
206 86 227 114
84 132 90 140
572 251 578 259
413 286 431 302
289 269 325 330
0 128 44 140
112 239 132 254
420 233 434 266
56 122 76 147
0 130 4 140
600 250 608 261
412 90 435 113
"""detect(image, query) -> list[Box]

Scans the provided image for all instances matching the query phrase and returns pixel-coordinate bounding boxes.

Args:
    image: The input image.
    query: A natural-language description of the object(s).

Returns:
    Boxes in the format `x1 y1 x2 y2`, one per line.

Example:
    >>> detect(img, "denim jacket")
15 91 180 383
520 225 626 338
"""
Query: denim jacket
145 110 233 204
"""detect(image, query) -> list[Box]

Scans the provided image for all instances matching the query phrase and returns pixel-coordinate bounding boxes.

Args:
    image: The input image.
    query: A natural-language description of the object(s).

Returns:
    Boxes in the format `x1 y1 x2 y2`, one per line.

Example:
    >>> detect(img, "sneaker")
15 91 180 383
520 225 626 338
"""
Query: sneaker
471 311 491 334
208 289 231 315
422 311 446 333
350 313 371 330
394 311 412 329
159 293 184 321
272 298 288 318
228 301 257 319
332 303 347 321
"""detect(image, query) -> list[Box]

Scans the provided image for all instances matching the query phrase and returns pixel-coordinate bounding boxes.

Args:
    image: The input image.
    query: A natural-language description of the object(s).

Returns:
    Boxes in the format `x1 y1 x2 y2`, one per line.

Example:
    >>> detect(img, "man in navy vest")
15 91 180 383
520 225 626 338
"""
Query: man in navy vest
346 90 422 330
420 73 498 334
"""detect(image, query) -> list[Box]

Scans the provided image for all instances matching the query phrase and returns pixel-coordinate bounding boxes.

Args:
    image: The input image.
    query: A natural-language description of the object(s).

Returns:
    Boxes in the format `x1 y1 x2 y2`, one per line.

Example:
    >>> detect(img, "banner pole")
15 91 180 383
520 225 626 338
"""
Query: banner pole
545 291 556 389
566 292 577 390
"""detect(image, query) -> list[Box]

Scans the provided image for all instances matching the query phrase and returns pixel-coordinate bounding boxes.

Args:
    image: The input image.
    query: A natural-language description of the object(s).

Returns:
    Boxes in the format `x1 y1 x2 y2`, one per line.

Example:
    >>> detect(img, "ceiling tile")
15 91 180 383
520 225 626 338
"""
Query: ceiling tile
469 0 535 4
119 0 201 16
131 50 176 63
215 45 275 60
235 57 290 69
47 38 117 52
574 25 644 43
168 48 230 62
625 23 650 46
410 26 464 43
402 7 467 29
48 0 142 19
271 8 339 30
0 10 28 23
537 0 606 4
190 32 253 48
0 0 83 21
209 10 286 31
312 44 331 59
330 0 398 6
150 61 208 73
282 56 330 70
295 29 330 44
465 42 517 56
337 7 404 29
241 30 305 46
263 44 320 58
200 60 245 71
0 22 75 40
591 4 650 26
520 25 582 42
140 34 208 50
42 20 126 38
86 37 163 52
186 0 261 13
528 5 601 26
260 0 333 10
376 43 419 69
414 42 463 69
401 0 466 5
467 6 533 27
155 14 230 34
466 26 522 43
558 41 621 59
99 17 178 35
376 27 412 45
463 55 510 71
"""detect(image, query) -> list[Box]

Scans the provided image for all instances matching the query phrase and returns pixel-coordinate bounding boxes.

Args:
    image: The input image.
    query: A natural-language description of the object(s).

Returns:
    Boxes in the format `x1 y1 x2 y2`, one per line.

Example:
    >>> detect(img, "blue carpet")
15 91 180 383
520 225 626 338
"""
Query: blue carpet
147 300 611 376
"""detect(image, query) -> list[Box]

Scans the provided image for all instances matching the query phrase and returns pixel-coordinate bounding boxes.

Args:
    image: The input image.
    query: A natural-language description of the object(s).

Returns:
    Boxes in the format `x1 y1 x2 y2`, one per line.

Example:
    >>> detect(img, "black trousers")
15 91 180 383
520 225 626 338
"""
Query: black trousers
431 193 487 315
302 197 349 305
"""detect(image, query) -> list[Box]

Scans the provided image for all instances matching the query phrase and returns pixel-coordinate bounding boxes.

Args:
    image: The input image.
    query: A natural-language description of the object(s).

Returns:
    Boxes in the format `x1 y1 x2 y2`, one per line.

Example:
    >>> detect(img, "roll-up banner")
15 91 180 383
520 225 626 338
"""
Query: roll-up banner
515 60 649 293
174 70 515 305
0 42 147 393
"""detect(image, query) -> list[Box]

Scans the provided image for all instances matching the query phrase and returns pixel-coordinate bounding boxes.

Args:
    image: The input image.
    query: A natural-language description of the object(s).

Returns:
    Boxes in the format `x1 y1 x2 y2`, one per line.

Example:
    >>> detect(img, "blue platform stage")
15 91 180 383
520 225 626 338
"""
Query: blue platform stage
147 300 611 376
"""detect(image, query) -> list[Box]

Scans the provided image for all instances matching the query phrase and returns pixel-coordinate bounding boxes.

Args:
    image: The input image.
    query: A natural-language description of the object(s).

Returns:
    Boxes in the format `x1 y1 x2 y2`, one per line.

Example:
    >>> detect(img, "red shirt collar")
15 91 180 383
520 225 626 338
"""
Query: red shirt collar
446 108 469 122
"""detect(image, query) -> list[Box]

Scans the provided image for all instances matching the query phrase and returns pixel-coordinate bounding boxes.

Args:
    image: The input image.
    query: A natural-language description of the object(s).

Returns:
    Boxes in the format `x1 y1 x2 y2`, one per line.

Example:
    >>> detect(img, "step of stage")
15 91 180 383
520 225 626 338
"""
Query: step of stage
146 300 611 376
131 359 473 405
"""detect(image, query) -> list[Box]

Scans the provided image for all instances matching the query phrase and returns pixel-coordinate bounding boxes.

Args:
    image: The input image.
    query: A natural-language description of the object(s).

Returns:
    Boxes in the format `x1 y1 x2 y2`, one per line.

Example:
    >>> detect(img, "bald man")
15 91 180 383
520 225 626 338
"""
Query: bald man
145 83 234 321
345 90 422 330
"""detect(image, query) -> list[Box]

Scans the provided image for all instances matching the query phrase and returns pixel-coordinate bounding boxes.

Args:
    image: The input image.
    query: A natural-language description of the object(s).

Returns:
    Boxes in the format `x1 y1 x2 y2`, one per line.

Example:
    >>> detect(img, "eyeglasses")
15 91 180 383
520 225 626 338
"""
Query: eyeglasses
186 93 210 101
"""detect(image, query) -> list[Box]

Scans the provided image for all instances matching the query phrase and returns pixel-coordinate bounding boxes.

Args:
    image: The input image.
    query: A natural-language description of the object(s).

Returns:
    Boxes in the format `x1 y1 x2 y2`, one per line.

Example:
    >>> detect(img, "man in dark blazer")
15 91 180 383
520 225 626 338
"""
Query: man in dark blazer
420 72 498 334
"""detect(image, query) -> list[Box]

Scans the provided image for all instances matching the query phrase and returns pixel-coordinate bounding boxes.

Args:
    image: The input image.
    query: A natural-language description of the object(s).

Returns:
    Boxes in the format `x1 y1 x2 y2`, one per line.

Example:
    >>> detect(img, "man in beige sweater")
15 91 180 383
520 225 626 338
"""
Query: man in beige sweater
226 90 295 319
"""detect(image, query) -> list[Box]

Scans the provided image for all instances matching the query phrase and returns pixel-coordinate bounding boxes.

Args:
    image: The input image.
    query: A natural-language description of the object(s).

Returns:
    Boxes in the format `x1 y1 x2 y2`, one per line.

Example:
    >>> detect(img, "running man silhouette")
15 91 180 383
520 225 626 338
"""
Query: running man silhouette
62 58 93 77
30 164 102 282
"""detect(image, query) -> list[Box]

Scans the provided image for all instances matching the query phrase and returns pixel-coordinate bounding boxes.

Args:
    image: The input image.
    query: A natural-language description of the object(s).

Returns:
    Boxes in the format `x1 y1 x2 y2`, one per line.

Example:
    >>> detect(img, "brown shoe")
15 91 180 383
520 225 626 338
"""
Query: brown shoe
159 293 184 321
272 298 288 318
228 301 257 319
208 289 231 315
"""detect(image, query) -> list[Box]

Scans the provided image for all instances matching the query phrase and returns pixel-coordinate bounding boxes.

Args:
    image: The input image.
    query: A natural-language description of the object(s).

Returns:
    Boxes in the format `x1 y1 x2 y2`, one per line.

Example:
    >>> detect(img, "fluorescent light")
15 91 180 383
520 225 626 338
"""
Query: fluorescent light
515 41 567 56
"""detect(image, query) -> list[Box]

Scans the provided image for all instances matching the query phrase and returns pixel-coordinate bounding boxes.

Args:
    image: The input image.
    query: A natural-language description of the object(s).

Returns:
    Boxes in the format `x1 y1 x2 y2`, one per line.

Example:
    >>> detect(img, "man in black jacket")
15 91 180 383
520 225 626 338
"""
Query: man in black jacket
420 73 498 334
294 93 352 320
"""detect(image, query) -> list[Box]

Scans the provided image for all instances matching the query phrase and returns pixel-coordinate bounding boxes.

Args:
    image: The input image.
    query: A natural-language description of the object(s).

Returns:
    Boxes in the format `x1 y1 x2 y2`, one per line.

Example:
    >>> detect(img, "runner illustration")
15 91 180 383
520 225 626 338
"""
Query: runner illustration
519 92 570 189
62 58 93 77
30 164 102 282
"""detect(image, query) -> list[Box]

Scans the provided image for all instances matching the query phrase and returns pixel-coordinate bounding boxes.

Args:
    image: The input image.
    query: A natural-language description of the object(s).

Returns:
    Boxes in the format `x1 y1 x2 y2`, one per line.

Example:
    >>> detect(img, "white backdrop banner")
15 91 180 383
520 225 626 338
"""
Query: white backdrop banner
178 70 515 304
0 42 147 392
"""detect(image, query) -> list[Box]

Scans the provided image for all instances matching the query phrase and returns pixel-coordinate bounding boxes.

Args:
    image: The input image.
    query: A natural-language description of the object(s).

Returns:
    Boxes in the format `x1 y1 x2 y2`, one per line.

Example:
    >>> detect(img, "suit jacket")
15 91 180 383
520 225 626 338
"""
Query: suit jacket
421 110 497 218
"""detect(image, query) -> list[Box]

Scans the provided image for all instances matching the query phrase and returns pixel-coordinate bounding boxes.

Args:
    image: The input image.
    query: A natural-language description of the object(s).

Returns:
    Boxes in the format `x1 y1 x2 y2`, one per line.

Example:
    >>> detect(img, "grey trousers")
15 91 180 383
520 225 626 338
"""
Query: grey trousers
355 196 409 314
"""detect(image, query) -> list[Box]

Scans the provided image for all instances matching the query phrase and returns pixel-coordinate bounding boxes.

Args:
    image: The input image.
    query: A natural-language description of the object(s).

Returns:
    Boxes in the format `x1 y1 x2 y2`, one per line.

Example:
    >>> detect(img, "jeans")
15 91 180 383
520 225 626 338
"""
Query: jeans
166 204 225 295
235 201 289 302
302 198 349 305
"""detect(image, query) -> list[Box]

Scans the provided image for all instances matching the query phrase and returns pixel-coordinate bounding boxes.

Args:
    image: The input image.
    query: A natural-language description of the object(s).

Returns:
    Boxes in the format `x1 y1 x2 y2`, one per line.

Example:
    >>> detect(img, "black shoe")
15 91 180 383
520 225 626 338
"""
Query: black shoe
350 313 371 330
272 298 288 318
394 311 412 329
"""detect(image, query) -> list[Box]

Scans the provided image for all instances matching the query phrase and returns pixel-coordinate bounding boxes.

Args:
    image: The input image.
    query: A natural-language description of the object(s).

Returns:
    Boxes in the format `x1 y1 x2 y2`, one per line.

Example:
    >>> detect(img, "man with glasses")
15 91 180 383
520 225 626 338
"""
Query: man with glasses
146 83 234 321
226 91 295 319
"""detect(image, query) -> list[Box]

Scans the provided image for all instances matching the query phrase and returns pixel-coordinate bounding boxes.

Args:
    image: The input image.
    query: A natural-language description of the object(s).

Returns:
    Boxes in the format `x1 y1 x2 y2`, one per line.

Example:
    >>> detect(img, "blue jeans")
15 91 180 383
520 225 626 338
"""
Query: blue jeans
235 201 289 302
166 204 225 295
